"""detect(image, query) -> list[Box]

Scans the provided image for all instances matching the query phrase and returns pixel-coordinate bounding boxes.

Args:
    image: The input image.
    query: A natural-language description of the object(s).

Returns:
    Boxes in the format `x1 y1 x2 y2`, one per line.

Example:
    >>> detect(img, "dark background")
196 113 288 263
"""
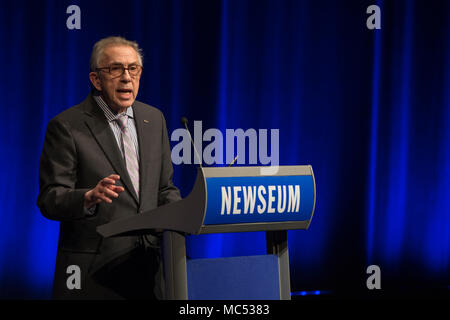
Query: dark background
0 0 448 299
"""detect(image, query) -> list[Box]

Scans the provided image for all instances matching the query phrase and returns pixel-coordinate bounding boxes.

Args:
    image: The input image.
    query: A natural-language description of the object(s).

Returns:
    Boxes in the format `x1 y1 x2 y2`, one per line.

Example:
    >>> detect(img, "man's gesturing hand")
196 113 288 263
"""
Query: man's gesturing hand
84 174 125 208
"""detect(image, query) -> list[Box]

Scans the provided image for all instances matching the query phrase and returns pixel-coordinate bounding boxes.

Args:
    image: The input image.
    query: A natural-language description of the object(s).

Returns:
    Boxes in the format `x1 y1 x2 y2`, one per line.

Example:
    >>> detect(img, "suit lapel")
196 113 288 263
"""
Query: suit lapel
81 94 139 204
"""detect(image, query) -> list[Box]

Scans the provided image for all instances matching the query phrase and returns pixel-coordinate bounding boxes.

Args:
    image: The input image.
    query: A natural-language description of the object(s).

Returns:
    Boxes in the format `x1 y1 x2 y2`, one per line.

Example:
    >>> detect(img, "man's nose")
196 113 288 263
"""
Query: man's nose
120 69 132 81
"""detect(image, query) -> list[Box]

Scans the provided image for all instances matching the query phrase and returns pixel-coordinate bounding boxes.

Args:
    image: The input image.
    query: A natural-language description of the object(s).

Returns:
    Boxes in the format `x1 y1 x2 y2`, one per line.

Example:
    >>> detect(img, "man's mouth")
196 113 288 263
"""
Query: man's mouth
116 89 133 99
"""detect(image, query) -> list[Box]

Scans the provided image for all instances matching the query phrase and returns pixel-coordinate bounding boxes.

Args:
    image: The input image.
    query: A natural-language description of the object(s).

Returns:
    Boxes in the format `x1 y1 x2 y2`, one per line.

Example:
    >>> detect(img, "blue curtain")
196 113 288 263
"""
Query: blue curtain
0 0 448 298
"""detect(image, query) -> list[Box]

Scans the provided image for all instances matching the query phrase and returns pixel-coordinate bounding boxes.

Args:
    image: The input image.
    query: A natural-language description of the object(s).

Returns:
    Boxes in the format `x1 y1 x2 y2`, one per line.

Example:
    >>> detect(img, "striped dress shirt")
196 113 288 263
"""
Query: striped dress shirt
93 94 140 161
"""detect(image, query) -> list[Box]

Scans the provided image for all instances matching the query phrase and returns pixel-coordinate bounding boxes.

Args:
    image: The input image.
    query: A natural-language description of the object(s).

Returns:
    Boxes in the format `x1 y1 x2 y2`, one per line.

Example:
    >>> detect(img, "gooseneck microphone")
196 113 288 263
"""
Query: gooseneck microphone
181 117 203 168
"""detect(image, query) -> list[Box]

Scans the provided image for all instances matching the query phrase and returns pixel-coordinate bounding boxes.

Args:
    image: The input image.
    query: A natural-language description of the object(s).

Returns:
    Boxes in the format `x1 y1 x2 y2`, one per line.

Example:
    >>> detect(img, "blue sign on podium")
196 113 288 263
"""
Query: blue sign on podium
199 165 316 233
204 175 315 225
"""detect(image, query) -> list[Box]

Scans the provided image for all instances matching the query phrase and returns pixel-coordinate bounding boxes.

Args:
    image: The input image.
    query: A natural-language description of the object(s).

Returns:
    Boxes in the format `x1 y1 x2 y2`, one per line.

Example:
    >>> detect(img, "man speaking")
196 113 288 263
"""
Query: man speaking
37 36 181 299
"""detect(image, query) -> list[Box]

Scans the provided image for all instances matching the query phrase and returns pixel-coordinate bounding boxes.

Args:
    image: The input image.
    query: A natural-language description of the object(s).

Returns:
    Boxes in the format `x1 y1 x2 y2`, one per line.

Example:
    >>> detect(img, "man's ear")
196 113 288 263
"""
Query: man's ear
89 72 102 91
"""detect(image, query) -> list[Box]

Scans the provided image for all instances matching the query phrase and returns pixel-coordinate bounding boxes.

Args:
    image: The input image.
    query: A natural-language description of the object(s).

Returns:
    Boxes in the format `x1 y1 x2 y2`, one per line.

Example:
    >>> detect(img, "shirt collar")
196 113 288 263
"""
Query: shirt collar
93 94 134 122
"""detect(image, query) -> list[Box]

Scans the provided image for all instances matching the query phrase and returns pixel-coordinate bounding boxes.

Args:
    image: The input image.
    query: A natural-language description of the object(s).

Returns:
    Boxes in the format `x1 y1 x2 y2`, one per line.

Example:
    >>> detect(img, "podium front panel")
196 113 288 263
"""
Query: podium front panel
198 165 316 234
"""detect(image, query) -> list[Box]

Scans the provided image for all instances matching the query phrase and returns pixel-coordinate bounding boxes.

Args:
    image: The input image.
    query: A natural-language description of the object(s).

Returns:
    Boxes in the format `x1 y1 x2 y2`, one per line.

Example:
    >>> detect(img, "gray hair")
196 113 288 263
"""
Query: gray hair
89 36 144 71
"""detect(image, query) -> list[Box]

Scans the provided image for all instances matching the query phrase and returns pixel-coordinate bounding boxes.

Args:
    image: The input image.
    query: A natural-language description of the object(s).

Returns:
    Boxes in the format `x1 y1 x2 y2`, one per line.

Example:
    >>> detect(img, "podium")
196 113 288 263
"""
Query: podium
97 165 316 300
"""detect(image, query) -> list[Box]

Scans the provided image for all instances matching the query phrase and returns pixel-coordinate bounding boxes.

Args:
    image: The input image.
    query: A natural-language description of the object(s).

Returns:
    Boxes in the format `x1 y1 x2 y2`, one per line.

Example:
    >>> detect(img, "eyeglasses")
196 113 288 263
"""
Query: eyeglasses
96 64 143 78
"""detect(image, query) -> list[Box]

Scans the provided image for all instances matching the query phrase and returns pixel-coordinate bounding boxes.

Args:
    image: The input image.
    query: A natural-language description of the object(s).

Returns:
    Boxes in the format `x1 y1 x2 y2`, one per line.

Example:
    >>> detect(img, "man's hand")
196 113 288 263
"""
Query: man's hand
84 174 125 208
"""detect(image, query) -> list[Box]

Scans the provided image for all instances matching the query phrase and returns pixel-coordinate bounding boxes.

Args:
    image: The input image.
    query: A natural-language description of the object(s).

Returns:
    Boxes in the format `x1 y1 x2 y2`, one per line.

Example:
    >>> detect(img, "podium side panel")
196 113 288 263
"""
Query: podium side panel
162 231 187 300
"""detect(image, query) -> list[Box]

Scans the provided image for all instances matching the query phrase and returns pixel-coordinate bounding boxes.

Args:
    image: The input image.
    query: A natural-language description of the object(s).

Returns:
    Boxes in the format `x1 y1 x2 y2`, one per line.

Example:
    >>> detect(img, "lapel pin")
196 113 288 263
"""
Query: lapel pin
143 119 149 123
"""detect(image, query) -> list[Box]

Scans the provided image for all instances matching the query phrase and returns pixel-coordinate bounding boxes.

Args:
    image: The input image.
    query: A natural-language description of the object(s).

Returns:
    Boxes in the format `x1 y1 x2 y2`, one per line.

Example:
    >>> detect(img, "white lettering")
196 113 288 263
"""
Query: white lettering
221 186 232 215
179 304 214 317
257 186 267 214
277 185 287 213
242 186 257 214
267 185 276 213
232 186 242 214
287 185 300 212
220 184 301 216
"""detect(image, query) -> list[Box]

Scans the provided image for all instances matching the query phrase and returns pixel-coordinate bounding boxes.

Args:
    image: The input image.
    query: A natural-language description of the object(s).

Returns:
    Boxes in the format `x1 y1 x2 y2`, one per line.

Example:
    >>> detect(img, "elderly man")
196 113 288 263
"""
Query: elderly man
37 36 181 299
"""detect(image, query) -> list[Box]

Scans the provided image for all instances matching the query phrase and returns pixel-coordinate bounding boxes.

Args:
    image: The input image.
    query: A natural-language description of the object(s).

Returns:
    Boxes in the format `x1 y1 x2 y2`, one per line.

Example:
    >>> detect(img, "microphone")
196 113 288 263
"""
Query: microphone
181 117 202 168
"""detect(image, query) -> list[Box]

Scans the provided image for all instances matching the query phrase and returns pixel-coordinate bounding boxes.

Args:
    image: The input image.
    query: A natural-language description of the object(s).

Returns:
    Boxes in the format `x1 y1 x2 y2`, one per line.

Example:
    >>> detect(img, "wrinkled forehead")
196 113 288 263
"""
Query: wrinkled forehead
99 45 140 66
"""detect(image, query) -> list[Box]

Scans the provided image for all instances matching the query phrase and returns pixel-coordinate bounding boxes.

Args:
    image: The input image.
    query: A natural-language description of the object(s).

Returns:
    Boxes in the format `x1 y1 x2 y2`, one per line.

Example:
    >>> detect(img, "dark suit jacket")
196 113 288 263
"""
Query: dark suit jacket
37 92 181 299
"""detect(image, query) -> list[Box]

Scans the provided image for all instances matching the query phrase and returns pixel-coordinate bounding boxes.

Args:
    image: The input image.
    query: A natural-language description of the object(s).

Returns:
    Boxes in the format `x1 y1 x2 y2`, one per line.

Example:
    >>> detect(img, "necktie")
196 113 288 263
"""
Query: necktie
116 114 139 199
